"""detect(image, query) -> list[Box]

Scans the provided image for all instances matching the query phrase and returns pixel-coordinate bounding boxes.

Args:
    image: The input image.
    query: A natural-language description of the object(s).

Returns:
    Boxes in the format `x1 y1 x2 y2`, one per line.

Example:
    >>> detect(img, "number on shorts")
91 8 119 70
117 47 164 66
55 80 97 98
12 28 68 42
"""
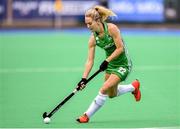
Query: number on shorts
118 67 126 75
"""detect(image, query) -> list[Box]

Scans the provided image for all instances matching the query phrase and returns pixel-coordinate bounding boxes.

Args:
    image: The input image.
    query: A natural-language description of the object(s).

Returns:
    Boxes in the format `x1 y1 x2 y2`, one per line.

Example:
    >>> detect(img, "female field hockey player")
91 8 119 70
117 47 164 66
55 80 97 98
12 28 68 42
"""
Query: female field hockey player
76 5 141 123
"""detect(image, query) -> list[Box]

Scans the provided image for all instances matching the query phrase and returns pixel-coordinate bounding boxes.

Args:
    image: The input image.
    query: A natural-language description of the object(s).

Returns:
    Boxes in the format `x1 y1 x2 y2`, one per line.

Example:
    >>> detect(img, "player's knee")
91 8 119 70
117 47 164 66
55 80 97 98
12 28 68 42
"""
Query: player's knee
100 83 118 95
100 86 108 94
100 82 111 94
100 88 116 98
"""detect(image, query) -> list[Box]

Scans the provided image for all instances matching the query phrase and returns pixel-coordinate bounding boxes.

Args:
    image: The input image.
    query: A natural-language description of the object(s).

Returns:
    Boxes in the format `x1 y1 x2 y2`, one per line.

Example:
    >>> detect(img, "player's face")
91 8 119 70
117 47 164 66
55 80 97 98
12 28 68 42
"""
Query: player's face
85 17 98 32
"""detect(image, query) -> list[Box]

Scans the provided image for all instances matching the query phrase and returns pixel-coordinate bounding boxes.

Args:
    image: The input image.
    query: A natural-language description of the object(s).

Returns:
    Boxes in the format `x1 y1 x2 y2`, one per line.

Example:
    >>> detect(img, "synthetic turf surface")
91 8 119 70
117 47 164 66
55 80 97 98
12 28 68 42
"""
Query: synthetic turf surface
0 29 180 128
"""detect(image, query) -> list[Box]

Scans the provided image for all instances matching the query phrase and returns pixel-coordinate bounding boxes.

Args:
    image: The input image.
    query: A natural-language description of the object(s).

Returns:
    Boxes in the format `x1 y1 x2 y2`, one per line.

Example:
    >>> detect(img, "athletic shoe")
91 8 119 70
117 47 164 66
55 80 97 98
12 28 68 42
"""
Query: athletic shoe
131 79 141 101
76 114 89 123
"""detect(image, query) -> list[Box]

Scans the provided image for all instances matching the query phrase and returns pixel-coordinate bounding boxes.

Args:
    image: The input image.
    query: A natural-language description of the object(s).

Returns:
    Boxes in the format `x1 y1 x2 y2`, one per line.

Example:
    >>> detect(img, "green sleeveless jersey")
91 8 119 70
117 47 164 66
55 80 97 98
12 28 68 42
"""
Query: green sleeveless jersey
93 22 132 69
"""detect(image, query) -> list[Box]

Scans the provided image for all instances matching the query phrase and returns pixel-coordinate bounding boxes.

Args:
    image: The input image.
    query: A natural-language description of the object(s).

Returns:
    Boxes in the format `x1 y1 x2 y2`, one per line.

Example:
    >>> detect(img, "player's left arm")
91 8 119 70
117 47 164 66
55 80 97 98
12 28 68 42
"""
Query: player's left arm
106 24 124 62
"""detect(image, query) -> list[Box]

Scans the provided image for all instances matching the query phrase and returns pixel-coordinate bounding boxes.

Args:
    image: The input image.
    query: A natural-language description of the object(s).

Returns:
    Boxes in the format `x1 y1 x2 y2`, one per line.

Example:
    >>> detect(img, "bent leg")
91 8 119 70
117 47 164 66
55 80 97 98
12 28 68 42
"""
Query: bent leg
100 73 120 98
117 84 135 96
85 92 108 118
84 74 120 119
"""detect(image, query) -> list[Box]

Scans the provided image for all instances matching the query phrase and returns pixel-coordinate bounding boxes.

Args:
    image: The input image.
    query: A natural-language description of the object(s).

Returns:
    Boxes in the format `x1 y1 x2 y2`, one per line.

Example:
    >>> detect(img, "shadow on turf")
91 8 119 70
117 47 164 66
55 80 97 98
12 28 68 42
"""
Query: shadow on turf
86 119 179 128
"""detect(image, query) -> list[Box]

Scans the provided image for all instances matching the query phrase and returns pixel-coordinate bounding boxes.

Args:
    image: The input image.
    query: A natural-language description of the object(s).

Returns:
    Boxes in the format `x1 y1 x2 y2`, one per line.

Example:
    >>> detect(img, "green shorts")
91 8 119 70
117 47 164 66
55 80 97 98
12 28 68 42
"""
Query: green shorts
105 64 131 81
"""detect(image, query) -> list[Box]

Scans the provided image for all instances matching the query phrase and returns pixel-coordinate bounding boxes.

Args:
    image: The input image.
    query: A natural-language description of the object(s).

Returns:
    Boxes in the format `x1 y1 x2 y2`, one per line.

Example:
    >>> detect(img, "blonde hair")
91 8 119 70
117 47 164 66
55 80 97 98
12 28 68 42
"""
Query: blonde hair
85 5 116 22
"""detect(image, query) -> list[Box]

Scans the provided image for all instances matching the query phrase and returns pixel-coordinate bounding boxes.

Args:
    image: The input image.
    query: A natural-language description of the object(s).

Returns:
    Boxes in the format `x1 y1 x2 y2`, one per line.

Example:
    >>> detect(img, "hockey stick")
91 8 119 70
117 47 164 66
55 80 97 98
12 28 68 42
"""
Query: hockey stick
42 69 101 119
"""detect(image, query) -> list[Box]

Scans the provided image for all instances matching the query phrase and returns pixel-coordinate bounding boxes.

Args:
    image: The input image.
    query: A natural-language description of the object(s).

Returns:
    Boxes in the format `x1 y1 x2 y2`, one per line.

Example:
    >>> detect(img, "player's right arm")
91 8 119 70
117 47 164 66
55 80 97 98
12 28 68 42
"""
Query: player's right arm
77 34 96 90
82 34 96 79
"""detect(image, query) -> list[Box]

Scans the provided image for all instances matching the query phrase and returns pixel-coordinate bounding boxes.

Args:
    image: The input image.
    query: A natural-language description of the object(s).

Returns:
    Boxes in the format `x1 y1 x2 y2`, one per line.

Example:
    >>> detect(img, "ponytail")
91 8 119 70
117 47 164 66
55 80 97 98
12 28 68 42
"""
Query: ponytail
85 5 116 22
94 5 116 21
